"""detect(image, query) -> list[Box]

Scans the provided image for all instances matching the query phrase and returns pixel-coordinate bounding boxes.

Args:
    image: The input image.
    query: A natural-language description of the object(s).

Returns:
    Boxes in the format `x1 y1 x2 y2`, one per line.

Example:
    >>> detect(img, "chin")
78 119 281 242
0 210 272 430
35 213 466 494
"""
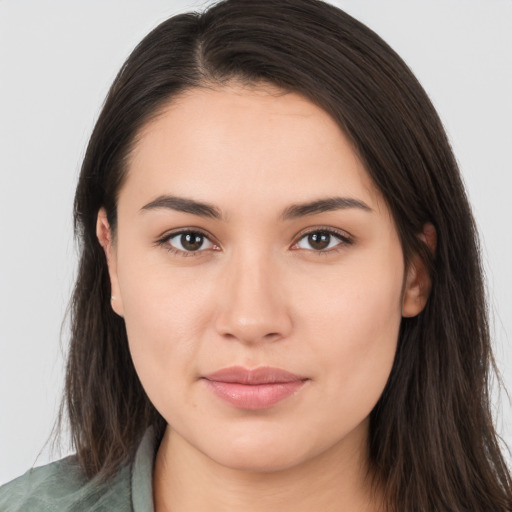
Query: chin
214 449 304 474
200 431 316 474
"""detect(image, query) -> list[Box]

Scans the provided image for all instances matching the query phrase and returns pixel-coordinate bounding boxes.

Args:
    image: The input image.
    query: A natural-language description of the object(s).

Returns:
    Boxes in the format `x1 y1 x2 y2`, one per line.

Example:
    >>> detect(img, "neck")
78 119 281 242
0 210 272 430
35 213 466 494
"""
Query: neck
153 422 382 512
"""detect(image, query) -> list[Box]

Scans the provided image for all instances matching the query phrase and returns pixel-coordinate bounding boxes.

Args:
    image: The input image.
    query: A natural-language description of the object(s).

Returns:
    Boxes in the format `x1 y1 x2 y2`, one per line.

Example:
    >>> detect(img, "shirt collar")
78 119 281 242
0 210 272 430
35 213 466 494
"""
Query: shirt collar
131 426 158 512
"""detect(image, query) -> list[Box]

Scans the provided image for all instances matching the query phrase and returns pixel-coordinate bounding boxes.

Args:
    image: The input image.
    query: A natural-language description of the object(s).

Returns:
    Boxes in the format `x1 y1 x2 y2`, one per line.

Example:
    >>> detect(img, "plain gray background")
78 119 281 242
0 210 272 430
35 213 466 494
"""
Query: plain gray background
1 0 511 484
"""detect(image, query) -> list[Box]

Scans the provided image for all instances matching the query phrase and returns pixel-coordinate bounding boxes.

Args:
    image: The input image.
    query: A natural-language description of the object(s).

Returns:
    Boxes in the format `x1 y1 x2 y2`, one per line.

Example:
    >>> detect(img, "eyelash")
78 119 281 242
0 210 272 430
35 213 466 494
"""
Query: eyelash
155 227 353 257
291 227 353 254
155 228 218 257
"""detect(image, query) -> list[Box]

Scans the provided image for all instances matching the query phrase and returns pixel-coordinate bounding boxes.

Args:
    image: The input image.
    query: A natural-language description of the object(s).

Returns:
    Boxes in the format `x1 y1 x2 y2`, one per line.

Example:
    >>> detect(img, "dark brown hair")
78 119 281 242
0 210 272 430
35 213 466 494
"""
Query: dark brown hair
64 0 512 510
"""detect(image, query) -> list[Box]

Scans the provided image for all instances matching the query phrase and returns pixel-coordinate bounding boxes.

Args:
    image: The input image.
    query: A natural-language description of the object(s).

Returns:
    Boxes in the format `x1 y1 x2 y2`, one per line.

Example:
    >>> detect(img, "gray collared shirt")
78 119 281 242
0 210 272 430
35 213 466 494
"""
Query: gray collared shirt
0 428 157 512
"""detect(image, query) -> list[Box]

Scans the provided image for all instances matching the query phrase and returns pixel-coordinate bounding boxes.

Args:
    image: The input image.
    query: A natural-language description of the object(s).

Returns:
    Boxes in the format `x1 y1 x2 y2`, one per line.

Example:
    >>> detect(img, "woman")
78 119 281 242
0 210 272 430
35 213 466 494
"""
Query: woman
1 0 510 510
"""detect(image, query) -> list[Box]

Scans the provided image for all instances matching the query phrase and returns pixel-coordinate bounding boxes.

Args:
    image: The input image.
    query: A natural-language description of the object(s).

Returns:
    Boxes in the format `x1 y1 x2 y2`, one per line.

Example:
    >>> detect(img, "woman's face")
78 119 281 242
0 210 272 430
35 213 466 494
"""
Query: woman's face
99 84 426 472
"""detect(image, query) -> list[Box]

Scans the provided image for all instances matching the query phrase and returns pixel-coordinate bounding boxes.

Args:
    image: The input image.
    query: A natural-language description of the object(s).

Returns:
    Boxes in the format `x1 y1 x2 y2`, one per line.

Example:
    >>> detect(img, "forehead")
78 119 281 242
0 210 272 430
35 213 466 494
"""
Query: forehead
122 84 384 215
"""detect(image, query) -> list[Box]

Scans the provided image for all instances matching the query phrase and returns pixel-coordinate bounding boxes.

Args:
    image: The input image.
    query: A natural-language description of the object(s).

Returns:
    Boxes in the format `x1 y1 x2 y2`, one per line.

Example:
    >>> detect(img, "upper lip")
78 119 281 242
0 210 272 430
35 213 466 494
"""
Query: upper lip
203 366 307 385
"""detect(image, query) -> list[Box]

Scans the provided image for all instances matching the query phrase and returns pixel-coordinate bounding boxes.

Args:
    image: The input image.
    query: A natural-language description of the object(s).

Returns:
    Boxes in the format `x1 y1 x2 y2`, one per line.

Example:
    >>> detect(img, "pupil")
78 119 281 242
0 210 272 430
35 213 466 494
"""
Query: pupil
182 233 203 251
309 232 330 250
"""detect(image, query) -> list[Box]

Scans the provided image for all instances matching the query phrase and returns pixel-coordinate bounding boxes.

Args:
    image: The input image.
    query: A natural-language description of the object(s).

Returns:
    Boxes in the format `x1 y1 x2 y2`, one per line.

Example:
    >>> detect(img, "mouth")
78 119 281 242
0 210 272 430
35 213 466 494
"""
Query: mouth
202 366 309 410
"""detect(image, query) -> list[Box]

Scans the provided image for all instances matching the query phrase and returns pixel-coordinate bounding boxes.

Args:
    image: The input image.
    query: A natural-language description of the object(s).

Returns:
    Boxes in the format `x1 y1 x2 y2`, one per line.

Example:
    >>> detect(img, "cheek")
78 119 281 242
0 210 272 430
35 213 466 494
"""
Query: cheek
116 255 218 406
296 254 403 415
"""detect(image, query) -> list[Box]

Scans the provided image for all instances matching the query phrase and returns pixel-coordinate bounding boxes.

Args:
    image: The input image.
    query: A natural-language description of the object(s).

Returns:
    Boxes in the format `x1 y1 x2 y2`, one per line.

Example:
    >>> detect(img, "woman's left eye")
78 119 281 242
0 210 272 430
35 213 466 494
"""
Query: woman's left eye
294 230 350 252
162 231 215 253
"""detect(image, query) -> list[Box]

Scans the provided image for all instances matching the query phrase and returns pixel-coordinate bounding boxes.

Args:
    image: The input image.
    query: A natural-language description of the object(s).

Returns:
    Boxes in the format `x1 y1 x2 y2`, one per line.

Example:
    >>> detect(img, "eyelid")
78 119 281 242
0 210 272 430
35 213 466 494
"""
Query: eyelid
290 226 354 252
155 227 220 256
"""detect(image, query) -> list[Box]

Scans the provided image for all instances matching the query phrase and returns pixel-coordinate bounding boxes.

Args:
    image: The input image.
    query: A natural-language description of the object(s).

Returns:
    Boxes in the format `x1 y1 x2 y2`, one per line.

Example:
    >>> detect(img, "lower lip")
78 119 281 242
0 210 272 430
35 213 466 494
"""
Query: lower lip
203 379 307 410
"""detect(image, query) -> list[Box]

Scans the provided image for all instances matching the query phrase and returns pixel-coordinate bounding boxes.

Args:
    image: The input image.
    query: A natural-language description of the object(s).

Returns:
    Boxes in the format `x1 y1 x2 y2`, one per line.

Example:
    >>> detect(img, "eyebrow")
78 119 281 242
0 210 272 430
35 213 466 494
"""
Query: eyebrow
140 194 372 221
281 197 372 220
141 195 222 219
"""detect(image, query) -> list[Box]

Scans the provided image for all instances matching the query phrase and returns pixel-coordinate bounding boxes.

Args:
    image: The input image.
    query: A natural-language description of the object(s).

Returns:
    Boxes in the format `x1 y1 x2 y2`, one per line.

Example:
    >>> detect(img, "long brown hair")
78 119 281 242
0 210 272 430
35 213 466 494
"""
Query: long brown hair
63 0 512 509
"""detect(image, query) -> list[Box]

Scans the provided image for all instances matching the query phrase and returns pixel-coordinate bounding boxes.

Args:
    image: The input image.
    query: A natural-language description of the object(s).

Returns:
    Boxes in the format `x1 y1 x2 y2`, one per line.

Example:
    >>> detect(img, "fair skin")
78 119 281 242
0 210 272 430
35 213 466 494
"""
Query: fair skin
97 84 431 512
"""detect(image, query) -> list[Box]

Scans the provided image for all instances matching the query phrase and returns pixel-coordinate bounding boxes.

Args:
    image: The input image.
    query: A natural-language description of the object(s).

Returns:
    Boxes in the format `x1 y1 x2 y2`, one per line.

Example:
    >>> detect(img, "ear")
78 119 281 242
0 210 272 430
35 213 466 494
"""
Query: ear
96 208 124 317
402 223 436 318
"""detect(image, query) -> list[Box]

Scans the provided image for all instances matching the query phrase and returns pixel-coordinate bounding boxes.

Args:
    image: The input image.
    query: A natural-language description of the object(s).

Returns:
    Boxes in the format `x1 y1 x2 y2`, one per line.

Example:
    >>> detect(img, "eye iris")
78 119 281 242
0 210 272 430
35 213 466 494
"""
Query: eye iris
308 232 331 250
181 233 203 251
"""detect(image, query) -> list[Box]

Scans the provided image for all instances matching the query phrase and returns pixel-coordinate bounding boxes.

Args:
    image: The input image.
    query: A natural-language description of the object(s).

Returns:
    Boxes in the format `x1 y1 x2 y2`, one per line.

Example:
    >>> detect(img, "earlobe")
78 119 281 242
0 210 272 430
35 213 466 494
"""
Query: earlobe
401 259 430 317
96 208 124 317
402 223 436 318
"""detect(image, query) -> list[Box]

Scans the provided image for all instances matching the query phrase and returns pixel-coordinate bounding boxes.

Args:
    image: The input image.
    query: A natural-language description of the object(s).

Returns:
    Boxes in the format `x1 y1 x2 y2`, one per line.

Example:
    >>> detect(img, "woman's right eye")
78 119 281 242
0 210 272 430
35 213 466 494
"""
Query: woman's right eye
161 231 216 255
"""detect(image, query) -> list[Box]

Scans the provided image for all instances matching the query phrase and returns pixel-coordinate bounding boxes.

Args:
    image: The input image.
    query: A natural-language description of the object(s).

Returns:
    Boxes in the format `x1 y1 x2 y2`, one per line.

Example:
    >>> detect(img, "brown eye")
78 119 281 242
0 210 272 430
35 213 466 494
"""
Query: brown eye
295 230 348 252
181 233 204 251
166 231 214 253
307 232 331 250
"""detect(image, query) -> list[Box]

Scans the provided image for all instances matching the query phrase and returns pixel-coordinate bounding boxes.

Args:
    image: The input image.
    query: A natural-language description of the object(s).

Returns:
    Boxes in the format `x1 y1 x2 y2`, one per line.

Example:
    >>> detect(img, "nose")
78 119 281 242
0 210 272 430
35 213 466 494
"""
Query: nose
214 250 293 345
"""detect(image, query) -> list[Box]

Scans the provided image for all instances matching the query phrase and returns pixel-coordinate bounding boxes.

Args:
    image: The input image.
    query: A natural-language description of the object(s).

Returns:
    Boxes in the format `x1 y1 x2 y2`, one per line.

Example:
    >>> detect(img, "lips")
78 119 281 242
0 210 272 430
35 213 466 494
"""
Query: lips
202 366 308 410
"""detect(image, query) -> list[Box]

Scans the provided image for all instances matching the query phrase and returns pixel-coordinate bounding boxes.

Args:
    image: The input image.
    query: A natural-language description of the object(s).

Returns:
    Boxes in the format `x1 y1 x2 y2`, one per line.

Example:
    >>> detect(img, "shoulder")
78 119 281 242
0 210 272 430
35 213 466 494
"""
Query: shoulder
0 455 132 512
